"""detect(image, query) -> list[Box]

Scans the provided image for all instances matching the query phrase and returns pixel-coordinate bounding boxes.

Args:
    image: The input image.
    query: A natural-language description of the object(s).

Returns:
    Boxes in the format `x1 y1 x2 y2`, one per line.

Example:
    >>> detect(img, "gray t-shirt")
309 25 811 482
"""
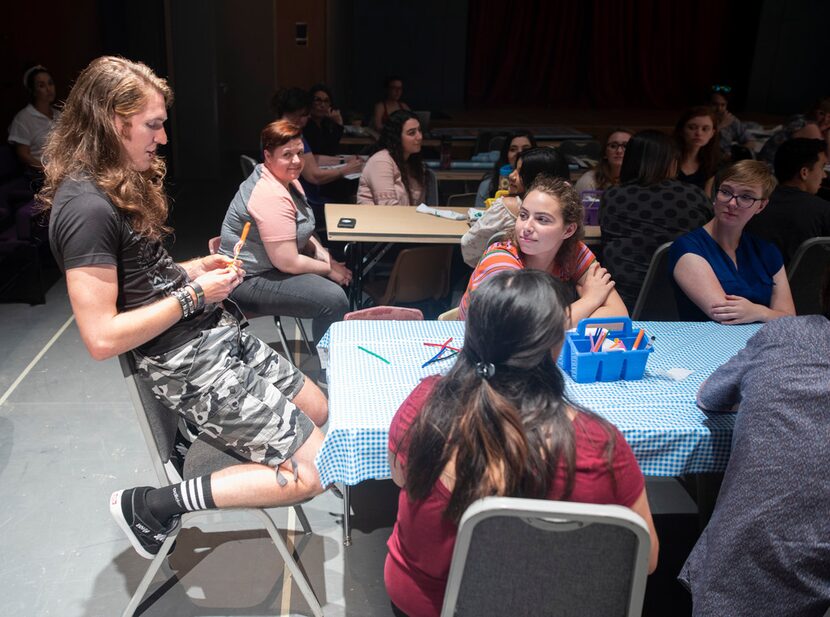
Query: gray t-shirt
49 178 221 355
679 315 830 616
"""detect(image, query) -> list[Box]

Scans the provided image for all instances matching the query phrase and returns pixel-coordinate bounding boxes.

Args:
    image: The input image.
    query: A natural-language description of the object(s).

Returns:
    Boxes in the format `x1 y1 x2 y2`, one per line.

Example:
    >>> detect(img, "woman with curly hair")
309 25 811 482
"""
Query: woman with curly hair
358 109 430 205
386 269 658 616
458 175 627 324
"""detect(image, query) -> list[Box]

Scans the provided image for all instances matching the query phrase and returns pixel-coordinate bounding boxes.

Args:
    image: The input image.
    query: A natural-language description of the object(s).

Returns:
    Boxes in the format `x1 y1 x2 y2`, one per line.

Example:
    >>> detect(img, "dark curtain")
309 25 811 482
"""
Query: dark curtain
466 0 760 109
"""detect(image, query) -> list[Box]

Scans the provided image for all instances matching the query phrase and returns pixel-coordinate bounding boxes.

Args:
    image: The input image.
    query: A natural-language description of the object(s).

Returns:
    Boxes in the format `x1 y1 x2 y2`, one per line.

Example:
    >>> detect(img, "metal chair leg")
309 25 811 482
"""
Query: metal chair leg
273 317 296 366
294 504 312 535
294 318 315 357
343 484 352 547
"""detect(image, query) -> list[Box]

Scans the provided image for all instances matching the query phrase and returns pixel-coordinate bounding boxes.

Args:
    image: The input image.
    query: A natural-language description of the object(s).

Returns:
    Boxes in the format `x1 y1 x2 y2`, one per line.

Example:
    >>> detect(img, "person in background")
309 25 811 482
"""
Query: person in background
678 266 830 617
474 130 537 208
746 138 830 265
303 83 357 204
372 75 411 132
669 160 795 323
709 85 754 158
600 130 711 308
42 57 328 561
459 175 627 324
8 65 61 173
674 106 720 194
358 109 430 205
219 120 350 343
462 146 569 267
573 128 633 194
386 269 658 617
758 96 830 165
303 83 344 155
273 87 362 211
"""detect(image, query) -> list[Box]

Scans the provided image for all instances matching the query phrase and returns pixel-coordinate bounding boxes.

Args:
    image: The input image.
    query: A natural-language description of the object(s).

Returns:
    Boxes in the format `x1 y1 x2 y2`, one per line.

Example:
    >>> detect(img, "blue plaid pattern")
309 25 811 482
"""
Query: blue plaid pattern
316 320 762 486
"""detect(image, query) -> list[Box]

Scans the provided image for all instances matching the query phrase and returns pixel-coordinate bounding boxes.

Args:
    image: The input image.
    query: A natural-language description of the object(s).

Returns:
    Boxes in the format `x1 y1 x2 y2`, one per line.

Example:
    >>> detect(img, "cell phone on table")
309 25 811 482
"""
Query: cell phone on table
337 217 356 228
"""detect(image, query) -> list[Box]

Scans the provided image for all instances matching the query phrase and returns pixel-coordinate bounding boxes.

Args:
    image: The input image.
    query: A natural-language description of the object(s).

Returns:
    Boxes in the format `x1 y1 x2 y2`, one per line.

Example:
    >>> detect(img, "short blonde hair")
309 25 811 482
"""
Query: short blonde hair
718 160 777 199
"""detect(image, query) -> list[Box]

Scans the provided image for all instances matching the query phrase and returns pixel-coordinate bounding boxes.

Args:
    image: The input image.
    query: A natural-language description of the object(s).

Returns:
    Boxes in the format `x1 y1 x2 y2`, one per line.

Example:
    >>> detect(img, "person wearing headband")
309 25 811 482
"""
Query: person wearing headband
8 65 61 172
384 269 658 617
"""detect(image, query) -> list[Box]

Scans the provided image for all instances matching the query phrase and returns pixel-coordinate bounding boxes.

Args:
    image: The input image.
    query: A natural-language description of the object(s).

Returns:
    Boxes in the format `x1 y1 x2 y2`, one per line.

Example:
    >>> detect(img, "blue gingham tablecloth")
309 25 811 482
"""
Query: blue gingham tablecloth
315 320 761 486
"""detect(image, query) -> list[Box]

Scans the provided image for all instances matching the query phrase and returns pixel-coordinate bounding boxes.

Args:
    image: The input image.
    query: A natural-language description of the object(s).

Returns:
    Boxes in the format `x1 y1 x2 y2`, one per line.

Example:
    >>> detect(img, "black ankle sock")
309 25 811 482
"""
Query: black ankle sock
145 476 216 522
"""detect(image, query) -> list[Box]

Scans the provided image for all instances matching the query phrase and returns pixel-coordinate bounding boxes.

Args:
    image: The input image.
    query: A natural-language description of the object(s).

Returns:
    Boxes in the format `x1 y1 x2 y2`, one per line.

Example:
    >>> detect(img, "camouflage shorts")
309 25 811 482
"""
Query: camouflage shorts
133 312 313 468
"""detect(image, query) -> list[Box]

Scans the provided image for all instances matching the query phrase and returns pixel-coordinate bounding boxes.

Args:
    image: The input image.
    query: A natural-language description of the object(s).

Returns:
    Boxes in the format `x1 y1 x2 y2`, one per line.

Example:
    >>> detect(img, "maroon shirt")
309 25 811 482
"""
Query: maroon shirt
384 377 645 617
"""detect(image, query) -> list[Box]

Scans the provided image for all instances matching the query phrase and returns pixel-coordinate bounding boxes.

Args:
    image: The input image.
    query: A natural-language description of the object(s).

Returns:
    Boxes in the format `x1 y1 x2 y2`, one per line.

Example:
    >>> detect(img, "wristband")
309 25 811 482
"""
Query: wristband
188 282 205 312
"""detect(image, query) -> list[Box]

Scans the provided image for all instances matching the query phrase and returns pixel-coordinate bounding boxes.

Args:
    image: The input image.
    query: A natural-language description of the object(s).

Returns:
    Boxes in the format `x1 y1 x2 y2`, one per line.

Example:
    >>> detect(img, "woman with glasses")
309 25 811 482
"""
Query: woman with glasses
669 161 795 323
372 75 411 132
303 83 344 155
600 130 712 308
273 87 363 210
573 128 633 194
674 106 720 194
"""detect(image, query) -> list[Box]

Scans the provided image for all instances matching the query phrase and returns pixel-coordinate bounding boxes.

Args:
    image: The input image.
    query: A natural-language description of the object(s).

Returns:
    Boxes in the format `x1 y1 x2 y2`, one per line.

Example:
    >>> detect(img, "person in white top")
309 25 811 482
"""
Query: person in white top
573 128 632 195
8 65 61 170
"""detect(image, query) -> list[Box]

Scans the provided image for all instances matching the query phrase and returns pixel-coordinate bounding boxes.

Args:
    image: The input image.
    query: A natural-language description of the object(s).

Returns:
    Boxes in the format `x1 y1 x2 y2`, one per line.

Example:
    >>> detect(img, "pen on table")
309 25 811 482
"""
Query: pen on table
633 328 646 350
423 341 461 352
421 338 454 368
423 350 458 367
357 345 391 364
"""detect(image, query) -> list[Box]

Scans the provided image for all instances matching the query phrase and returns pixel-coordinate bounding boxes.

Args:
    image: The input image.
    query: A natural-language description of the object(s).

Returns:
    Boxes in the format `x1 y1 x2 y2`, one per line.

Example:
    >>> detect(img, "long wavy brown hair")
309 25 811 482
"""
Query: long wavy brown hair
38 56 173 241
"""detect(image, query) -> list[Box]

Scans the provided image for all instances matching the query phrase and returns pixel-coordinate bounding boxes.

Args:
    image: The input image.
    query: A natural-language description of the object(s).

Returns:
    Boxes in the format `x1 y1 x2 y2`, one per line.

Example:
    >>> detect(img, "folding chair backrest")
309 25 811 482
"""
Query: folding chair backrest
441 497 651 617
240 154 257 180
787 236 830 315
344 306 424 321
447 193 478 207
381 245 453 305
631 241 679 320
424 168 440 206
118 353 181 485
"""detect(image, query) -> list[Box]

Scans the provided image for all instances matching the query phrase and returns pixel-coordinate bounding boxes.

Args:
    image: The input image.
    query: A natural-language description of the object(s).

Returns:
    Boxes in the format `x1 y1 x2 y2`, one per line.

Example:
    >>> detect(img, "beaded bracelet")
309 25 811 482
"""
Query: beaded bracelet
172 286 194 319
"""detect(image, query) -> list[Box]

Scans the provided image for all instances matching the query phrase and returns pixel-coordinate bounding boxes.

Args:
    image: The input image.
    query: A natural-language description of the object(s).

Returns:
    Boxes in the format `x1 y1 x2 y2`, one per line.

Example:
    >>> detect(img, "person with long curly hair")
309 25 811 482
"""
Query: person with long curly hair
358 109 431 205
42 56 328 561
385 269 658 617
459 175 627 324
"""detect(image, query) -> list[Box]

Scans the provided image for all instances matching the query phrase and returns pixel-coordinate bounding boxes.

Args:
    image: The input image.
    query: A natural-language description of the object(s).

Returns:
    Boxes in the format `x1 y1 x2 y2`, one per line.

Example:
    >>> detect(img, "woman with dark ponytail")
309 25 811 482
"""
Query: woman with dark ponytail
384 270 659 617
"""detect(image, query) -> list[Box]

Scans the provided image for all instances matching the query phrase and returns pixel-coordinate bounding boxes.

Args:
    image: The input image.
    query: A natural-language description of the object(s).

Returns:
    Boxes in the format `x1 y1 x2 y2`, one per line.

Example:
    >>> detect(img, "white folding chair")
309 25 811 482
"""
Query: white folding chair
117 353 322 617
441 496 651 617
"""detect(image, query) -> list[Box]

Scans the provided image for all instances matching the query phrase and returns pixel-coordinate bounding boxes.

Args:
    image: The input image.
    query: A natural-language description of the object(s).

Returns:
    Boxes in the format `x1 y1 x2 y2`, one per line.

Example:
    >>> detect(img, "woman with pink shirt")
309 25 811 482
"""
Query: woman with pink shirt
358 109 431 205
219 120 350 341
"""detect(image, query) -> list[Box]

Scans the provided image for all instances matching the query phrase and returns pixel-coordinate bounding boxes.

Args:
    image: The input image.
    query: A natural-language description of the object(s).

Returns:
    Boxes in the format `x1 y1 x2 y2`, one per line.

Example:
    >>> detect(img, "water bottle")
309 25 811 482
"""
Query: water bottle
498 164 512 191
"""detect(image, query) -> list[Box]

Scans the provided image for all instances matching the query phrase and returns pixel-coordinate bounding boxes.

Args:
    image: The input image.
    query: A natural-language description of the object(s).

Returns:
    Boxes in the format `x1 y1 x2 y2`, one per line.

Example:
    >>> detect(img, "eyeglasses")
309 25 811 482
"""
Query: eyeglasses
607 142 627 150
312 96 331 105
711 84 732 94
715 187 762 208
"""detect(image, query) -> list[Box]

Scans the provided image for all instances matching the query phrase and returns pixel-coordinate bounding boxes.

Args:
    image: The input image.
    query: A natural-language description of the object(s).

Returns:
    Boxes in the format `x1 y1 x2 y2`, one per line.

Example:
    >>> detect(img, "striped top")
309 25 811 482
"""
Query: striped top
458 240 596 319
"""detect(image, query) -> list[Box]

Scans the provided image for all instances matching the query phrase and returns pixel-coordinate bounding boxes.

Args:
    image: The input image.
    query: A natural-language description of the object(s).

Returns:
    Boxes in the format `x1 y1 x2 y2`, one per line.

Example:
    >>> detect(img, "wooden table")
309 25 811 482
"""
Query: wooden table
325 203 599 308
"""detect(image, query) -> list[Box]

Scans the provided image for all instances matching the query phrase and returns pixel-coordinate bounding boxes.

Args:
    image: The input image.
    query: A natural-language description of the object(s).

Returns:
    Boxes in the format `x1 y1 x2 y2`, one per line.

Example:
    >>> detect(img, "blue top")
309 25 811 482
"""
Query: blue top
668 226 784 321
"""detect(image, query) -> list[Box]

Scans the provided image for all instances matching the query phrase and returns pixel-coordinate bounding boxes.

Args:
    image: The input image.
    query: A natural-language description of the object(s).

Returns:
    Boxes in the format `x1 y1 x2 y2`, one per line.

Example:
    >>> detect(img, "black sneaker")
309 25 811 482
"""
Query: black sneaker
110 487 180 559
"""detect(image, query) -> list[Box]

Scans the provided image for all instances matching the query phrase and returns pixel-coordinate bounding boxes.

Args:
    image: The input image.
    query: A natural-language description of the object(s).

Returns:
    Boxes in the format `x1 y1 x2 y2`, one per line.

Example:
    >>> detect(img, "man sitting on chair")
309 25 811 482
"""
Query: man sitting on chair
40 56 328 559
747 138 830 265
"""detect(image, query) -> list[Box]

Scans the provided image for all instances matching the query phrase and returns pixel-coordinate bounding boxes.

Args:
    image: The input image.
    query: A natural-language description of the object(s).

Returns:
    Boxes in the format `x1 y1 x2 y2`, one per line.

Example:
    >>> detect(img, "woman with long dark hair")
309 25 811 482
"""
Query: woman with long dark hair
600 129 712 307
573 127 633 194
385 270 659 616
358 109 428 205
474 130 537 207
674 106 720 194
